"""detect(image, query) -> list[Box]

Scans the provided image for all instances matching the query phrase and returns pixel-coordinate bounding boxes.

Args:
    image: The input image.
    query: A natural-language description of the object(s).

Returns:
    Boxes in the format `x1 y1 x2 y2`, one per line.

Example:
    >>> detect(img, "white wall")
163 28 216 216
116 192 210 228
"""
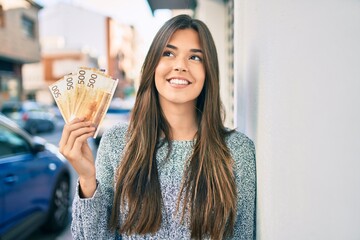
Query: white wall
235 0 360 239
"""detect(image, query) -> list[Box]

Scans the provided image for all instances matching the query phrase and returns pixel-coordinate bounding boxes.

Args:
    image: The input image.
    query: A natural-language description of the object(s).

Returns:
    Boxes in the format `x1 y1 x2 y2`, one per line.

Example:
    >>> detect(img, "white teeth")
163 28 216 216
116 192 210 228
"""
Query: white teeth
169 79 190 85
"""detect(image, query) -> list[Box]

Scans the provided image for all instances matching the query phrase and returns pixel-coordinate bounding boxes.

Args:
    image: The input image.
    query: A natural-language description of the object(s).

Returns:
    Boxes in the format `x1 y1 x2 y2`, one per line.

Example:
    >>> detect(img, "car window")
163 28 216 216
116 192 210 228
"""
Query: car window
0 125 32 158
1 106 20 114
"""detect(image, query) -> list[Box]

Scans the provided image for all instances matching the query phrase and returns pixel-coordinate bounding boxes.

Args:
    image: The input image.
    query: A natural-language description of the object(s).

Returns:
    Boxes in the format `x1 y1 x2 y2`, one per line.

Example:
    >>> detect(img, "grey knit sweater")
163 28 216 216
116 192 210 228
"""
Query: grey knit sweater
71 123 256 239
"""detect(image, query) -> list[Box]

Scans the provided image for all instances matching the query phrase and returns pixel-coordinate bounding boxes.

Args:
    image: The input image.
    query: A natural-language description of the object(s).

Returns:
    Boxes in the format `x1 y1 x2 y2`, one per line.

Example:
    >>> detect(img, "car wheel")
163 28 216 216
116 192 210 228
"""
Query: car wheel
43 175 70 232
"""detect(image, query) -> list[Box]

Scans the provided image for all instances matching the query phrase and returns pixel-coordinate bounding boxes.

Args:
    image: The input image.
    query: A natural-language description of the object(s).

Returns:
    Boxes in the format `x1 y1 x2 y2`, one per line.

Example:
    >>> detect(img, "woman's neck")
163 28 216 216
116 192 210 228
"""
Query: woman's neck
160 102 198 141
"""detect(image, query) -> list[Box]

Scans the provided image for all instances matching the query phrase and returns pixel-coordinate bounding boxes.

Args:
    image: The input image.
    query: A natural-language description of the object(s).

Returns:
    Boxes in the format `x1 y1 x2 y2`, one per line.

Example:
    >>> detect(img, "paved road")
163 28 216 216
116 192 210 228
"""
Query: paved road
28 119 98 240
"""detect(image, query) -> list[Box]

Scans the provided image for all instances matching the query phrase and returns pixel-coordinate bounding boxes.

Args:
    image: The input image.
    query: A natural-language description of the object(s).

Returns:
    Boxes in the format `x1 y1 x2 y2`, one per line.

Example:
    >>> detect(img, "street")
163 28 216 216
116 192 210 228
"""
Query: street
28 119 98 240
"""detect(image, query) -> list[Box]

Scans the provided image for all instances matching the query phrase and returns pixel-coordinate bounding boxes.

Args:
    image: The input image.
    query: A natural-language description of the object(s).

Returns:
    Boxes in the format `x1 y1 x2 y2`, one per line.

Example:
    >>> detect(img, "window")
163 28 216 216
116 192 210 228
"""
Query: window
0 125 31 158
0 5 4 28
21 15 35 38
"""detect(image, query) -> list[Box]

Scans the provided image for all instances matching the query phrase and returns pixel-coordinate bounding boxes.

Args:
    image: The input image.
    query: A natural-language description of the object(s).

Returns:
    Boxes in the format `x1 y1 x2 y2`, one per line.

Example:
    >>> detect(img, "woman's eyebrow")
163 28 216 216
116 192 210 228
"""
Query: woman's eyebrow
166 44 203 53
166 44 177 50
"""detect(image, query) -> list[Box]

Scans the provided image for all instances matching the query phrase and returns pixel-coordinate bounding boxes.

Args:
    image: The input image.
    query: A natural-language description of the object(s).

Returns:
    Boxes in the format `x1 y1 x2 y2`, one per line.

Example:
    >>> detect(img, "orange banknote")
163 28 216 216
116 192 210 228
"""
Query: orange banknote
49 67 118 138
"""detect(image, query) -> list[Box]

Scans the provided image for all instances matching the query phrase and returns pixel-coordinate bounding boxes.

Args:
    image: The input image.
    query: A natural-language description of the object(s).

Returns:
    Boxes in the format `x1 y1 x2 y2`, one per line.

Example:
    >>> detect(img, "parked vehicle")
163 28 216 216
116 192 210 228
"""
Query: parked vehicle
1 101 56 135
0 114 71 239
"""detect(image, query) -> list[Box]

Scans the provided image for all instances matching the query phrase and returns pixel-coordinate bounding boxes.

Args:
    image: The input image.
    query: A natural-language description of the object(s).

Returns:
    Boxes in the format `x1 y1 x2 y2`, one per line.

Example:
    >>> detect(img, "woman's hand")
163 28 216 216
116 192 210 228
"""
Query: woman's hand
59 117 97 198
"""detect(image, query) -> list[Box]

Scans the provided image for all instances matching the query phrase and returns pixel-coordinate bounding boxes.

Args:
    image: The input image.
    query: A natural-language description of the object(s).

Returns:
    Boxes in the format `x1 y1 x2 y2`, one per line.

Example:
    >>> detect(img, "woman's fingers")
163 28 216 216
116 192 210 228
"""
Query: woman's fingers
58 117 96 185
72 130 96 156
61 125 95 160
59 118 95 157
59 117 85 150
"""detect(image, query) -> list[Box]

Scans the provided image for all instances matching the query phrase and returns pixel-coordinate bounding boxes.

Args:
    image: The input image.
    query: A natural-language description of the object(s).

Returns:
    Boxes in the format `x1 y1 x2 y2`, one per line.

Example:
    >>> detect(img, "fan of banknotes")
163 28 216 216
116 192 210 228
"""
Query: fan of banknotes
49 67 119 138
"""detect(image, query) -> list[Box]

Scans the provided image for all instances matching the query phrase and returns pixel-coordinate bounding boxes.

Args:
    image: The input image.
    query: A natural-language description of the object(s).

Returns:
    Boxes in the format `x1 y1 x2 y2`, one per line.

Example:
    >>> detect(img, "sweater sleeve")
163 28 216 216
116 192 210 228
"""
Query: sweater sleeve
71 124 127 240
227 132 257 240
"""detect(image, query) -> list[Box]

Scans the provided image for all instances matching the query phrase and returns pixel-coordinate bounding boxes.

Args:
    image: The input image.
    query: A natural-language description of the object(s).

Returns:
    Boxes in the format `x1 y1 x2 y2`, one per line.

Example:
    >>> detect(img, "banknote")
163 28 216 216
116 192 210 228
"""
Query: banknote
72 68 118 137
49 73 77 123
49 67 118 138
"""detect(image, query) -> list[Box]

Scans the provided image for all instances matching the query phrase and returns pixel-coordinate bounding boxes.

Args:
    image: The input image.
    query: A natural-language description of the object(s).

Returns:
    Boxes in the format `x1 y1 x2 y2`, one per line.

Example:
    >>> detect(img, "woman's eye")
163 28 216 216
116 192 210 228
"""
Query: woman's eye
162 51 174 57
190 55 202 61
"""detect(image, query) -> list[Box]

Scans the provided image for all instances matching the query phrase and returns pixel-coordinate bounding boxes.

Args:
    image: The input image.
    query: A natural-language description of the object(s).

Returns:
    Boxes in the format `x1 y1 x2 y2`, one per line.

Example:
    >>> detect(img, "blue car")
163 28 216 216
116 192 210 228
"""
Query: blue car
0 114 71 239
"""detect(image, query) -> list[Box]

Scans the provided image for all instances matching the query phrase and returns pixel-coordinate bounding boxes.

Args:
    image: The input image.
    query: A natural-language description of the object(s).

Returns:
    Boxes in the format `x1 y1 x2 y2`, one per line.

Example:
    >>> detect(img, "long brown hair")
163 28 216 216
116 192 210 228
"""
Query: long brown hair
109 14 237 239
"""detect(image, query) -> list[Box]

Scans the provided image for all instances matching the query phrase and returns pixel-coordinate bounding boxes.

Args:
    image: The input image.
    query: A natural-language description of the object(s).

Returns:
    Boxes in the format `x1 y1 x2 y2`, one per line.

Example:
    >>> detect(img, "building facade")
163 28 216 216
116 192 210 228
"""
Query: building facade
24 2 138 103
0 0 42 104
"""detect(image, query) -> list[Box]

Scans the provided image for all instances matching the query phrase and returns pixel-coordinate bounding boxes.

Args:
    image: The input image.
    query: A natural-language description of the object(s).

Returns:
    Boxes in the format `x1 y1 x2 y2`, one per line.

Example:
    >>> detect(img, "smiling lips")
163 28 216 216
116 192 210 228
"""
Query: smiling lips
167 78 191 85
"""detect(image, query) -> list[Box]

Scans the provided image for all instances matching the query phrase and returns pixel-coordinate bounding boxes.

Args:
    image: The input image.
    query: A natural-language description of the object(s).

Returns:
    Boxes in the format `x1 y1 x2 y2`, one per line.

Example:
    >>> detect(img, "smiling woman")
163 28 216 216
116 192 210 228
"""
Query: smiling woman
155 28 205 125
59 14 256 240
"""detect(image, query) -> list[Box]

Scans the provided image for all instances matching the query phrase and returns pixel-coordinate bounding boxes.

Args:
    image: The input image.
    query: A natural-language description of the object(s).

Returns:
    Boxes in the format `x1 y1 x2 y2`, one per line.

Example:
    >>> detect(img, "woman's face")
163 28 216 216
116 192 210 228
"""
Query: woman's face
155 28 205 109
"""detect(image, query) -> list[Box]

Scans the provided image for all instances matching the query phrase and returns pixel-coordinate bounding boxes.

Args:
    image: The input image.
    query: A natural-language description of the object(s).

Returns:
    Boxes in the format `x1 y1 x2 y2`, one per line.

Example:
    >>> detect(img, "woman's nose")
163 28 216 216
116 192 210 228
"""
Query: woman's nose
173 58 188 72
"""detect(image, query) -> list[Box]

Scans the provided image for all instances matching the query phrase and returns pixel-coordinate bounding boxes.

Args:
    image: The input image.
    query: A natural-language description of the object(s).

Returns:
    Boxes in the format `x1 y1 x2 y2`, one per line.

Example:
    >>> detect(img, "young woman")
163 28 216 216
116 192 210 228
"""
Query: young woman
59 14 256 239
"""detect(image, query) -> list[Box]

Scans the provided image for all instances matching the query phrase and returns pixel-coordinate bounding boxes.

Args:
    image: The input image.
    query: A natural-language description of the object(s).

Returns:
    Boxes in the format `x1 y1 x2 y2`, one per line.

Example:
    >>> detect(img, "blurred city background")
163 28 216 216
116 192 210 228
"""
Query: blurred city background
1 0 360 240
